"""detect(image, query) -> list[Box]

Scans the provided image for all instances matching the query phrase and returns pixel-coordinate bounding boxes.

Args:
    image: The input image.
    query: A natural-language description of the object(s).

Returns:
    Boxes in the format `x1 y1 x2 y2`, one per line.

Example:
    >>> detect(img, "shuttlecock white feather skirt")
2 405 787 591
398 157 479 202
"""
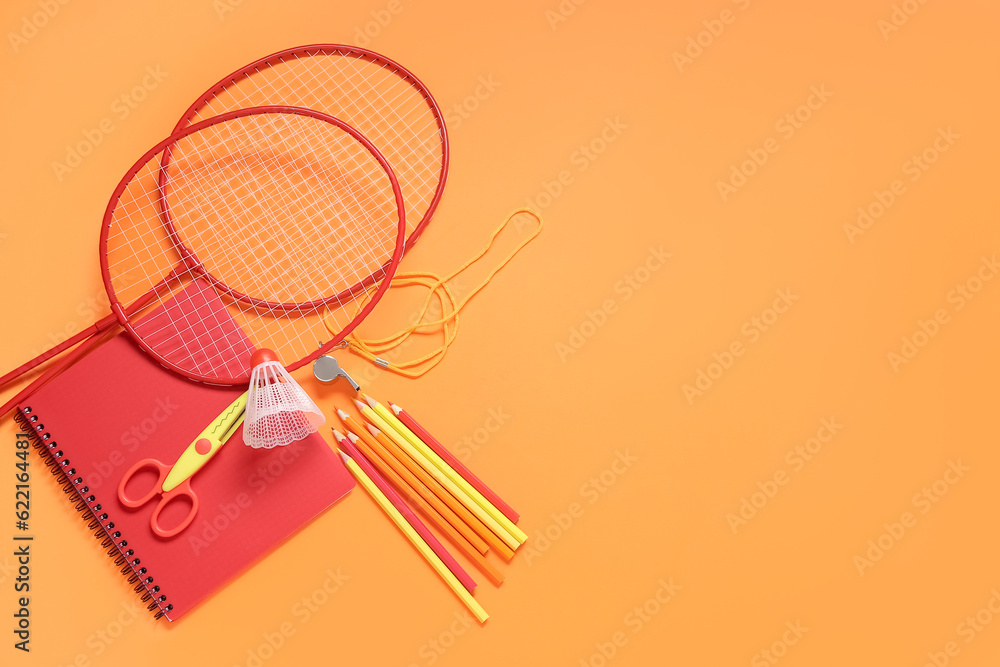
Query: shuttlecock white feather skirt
245 360 325 449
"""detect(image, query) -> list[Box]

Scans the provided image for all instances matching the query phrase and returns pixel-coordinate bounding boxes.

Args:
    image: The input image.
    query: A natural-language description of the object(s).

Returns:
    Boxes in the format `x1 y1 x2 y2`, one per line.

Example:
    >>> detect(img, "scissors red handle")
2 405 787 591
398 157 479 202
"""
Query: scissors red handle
117 458 200 539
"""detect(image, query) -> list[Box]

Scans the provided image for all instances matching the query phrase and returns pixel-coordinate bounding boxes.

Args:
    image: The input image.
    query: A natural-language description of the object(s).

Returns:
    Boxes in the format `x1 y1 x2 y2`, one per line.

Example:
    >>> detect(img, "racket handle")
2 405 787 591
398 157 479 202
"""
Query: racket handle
0 312 118 391
1 258 180 395
0 324 116 418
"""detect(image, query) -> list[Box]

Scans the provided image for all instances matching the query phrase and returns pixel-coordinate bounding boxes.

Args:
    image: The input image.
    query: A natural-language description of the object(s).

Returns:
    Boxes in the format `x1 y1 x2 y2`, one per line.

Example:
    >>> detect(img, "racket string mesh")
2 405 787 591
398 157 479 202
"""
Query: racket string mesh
184 48 446 244
103 108 404 384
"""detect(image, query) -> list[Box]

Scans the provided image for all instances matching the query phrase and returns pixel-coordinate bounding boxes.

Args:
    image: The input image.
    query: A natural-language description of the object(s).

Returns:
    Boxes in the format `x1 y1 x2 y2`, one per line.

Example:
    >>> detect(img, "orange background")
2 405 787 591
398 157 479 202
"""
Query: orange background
3 1 1000 665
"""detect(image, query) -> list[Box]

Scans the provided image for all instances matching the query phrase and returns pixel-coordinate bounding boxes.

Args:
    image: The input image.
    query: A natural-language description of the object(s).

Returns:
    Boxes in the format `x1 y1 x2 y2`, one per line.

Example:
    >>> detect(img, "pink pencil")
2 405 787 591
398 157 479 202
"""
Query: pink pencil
388 402 520 523
334 430 477 594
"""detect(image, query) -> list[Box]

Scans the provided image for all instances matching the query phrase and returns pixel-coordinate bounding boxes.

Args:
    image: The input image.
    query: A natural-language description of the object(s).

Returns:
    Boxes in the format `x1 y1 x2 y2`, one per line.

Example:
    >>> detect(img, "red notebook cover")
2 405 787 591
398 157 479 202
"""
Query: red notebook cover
15 283 353 621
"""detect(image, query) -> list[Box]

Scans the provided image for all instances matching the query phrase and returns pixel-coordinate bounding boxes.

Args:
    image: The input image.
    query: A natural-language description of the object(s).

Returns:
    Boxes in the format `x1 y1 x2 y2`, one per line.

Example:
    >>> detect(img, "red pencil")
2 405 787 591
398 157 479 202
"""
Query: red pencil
333 430 478 594
343 431 504 587
389 402 520 524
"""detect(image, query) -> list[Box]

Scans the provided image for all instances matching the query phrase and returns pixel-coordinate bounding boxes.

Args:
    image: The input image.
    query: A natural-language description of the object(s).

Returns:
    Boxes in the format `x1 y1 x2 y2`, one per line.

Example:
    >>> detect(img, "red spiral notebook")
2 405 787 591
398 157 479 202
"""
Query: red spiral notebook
15 281 353 621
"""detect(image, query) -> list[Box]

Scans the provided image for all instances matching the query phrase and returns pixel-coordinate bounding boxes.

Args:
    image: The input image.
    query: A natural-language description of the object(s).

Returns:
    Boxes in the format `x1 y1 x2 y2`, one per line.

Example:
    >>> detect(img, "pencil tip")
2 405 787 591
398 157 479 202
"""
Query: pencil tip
338 450 350 462
353 398 366 411
346 431 359 443
367 424 380 436
390 402 401 414
336 408 349 420
332 429 345 442
365 395 379 409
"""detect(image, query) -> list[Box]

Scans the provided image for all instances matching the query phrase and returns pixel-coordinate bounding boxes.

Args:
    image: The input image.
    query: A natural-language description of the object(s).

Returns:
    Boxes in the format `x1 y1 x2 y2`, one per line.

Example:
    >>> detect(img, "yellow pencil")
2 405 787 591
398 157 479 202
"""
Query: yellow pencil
365 395 528 545
339 450 489 623
355 399 521 551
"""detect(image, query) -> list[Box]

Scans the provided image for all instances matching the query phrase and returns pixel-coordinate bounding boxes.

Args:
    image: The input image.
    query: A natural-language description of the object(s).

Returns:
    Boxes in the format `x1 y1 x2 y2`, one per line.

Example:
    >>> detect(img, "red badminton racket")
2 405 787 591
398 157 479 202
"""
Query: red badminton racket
172 44 448 247
1 44 444 393
1 106 404 413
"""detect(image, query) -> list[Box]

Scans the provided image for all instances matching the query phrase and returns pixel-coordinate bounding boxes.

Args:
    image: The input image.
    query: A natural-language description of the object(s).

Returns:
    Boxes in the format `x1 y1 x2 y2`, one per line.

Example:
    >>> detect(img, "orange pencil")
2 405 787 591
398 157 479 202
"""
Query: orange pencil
367 423 516 562
344 432 504 587
333 431 478 594
390 401 519 523
336 409 490 554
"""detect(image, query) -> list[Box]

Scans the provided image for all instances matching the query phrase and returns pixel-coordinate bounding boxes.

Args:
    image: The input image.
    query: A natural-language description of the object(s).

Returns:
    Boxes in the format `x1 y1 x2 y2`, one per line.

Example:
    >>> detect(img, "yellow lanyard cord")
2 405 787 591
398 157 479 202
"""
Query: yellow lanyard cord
324 209 543 379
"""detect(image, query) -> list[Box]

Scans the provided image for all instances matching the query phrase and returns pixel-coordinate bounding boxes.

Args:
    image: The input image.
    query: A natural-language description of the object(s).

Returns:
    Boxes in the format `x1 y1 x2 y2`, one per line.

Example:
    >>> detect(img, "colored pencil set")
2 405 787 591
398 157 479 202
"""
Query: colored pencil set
333 395 526 623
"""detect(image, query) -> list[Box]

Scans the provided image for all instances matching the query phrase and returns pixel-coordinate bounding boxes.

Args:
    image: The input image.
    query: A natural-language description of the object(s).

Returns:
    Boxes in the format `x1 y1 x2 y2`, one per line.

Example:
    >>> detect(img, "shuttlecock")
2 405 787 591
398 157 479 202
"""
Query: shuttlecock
244 348 325 449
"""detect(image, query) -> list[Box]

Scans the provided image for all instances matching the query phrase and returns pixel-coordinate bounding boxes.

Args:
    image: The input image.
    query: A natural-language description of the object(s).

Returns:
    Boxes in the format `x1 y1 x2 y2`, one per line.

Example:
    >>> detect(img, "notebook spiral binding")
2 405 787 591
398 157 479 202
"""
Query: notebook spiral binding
15 406 173 620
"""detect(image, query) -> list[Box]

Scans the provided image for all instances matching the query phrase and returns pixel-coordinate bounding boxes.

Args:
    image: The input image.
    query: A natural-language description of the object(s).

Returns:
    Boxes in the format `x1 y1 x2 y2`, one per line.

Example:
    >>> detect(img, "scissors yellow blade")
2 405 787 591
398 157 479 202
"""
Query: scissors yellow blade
162 392 247 493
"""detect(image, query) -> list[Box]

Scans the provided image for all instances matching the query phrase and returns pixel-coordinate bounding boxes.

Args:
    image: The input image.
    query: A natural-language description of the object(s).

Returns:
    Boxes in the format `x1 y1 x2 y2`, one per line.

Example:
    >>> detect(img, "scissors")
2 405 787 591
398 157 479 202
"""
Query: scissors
117 392 247 538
